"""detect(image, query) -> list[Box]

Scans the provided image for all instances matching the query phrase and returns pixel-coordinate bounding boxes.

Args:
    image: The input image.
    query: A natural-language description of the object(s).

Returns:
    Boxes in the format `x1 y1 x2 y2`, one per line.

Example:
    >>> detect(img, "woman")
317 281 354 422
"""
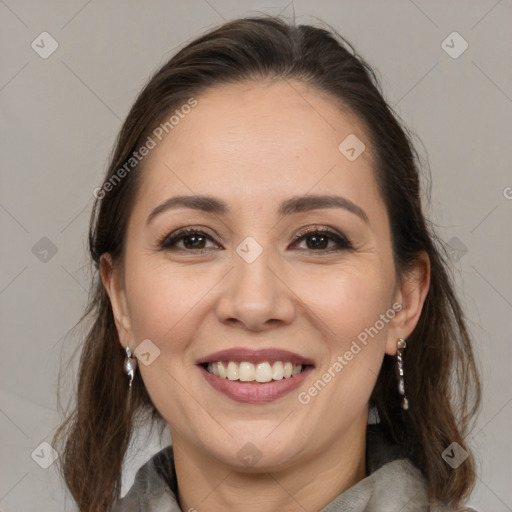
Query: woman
54 16 481 512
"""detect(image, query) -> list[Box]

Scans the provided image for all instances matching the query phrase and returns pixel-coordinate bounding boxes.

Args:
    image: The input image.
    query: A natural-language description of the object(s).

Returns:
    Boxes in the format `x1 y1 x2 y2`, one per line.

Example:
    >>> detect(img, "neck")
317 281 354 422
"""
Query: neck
171 417 368 512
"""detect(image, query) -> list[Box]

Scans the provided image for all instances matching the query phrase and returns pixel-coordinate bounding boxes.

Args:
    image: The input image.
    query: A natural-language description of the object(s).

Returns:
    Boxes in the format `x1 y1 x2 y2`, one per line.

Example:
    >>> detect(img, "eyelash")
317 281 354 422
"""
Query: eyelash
157 225 353 254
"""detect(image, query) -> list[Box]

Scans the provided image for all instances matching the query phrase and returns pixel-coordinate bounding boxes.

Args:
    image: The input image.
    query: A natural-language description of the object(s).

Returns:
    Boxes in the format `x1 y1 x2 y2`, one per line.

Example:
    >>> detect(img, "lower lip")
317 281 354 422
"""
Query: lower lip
198 365 313 404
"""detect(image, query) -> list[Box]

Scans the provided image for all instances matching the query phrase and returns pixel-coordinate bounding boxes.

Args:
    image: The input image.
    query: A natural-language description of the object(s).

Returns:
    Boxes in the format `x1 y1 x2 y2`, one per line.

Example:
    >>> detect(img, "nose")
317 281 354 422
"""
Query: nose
215 244 296 332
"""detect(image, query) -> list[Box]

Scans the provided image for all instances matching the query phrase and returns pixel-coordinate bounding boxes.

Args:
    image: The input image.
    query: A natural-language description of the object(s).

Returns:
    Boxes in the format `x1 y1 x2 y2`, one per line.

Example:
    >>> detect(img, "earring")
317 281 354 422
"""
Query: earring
396 338 409 410
123 345 137 388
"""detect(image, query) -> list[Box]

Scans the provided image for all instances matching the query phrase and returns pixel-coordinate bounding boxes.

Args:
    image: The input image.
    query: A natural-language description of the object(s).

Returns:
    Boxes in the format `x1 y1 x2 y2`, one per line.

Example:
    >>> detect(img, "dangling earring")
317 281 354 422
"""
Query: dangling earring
396 338 409 410
123 345 137 388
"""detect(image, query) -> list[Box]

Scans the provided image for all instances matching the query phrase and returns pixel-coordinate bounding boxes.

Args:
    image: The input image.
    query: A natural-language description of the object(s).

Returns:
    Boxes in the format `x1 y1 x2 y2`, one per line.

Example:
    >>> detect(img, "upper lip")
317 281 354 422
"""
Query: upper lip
196 348 315 366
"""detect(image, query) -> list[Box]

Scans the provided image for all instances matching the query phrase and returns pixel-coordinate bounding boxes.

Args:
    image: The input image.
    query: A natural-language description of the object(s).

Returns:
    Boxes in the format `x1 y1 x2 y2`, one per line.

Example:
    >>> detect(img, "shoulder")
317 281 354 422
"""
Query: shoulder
340 425 478 512
365 457 430 511
351 458 476 512
112 445 181 512
365 455 482 512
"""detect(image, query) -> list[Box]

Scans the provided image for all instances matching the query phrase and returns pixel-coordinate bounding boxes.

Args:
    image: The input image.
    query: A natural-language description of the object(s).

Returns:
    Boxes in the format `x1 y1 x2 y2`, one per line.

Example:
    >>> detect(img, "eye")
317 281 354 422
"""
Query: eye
158 225 353 254
158 228 220 253
290 226 353 253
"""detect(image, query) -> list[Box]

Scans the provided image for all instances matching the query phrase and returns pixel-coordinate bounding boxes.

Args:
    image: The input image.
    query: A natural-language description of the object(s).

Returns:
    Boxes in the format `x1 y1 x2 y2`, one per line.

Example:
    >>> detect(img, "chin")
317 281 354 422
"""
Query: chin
199 428 309 473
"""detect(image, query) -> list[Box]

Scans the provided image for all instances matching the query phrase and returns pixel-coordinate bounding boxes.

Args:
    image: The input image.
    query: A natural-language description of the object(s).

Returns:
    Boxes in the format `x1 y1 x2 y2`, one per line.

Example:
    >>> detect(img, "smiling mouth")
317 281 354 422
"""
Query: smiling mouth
201 360 312 383
196 348 315 402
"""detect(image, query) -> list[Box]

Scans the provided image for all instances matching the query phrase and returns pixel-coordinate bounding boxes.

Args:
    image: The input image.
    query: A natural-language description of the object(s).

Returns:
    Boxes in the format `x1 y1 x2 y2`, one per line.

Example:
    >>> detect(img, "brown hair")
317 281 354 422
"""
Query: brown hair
53 15 481 511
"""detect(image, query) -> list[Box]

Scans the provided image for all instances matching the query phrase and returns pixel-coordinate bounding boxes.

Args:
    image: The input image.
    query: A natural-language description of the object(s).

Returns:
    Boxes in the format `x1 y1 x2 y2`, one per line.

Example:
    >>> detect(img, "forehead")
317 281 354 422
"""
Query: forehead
134 79 381 217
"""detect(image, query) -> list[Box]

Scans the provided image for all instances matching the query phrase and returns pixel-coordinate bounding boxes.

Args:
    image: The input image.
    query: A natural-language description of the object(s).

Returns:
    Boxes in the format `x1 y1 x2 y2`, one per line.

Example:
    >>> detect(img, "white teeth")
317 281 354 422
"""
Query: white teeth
255 362 273 382
239 362 255 381
217 361 226 378
272 361 284 380
226 361 239 380
206 361 303 382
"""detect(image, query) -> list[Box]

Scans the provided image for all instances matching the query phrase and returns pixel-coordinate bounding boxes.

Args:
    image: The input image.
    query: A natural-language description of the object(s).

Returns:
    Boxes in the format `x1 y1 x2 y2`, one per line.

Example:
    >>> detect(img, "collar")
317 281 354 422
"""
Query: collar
114 424 432 511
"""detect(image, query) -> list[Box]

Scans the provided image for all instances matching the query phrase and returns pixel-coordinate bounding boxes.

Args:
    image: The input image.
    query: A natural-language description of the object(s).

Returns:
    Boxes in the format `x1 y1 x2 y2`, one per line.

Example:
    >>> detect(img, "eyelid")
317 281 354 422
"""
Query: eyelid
157 226 221 250
290 225 353 251
158 224 353 252
291 225 342 242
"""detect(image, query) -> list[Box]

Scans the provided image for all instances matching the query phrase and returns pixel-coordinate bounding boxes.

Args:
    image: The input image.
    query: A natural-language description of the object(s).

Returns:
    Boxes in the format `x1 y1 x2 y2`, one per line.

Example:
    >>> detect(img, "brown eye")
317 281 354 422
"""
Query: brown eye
292 228 353 252
159 229 220 252
304 233 330 250
180 233 207 249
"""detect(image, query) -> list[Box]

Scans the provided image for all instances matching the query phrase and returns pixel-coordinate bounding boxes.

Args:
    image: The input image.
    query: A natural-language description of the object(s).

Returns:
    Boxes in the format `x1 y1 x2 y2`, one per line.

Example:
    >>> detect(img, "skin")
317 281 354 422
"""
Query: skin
101 79 430 512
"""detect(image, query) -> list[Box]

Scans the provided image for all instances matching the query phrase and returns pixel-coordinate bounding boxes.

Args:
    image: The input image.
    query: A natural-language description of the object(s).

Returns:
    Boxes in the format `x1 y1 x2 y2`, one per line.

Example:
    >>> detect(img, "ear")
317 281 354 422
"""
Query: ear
385 251 431 356
100 254 134 349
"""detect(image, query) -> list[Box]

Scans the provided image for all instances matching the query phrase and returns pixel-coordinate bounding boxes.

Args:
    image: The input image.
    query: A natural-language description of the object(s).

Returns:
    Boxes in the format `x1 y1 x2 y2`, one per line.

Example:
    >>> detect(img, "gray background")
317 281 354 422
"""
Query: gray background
1 0 511 510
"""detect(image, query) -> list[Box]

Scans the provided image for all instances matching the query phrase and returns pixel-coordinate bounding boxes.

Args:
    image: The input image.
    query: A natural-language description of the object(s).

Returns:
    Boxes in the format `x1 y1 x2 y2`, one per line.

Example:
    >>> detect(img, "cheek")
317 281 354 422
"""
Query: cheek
125 261 214 345
296 260 395 348
122 259 219 420
292 262 394 410
124 249 396 360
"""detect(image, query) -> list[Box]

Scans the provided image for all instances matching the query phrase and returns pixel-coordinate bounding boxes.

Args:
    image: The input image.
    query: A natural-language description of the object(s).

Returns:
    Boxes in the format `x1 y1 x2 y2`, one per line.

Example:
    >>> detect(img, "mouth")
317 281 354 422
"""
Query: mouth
201 360 309 381
196 348 315 403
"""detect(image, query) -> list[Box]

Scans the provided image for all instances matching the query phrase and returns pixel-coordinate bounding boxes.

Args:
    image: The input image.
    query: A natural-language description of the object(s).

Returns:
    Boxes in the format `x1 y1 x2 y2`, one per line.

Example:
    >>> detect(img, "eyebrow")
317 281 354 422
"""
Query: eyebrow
146 194 369 225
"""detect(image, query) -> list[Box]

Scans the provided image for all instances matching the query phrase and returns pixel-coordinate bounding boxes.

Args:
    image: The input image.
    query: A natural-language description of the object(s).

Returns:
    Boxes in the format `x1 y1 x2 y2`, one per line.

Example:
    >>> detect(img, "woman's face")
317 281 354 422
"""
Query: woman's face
105 80 417 471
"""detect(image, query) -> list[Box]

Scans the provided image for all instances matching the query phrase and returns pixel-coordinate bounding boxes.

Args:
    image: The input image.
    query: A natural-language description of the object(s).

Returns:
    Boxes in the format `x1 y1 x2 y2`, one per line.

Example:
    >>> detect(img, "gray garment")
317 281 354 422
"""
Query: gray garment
113 425 456 511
